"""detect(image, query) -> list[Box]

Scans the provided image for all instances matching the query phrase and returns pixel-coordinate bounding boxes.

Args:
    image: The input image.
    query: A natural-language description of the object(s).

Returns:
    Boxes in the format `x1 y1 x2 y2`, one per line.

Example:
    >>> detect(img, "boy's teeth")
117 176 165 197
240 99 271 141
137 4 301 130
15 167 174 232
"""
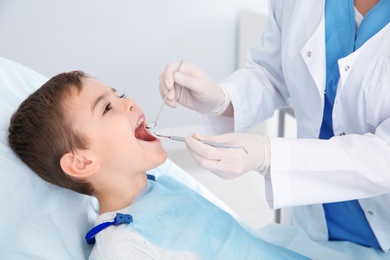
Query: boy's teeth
136 118 144 129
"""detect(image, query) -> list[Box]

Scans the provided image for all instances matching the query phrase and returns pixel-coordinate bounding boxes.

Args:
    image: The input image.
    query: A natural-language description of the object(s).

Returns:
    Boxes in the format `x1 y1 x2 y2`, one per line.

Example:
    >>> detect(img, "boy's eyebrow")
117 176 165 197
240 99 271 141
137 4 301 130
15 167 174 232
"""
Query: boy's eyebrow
91 87 117 113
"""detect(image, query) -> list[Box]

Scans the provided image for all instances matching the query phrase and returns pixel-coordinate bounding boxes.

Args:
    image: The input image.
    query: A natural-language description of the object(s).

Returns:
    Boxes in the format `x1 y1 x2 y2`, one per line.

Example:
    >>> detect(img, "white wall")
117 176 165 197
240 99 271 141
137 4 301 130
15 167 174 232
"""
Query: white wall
0 0 262 128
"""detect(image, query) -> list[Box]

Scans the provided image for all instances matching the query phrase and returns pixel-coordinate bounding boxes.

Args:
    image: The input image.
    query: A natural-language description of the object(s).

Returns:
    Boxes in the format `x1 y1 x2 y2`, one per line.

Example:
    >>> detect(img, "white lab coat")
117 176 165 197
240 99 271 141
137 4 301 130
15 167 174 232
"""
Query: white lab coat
202 0 390 252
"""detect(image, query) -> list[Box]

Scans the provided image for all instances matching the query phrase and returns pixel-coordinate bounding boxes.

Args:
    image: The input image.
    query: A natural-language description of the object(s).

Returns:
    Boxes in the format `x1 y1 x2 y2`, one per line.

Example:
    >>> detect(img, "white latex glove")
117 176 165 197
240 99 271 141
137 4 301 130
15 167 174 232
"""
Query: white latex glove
159 62 230 115
185 133 270 179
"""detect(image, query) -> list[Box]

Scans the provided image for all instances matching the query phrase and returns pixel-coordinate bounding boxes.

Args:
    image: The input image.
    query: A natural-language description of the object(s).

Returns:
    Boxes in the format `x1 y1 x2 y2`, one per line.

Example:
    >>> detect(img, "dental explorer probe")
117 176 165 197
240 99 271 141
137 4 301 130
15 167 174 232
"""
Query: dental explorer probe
153 132 249 154
145 60 184 129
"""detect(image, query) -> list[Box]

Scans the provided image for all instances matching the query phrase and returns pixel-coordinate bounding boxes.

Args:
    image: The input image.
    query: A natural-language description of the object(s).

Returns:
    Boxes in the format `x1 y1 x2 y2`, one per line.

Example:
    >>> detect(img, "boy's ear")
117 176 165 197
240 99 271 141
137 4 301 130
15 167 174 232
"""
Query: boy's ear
60 152 100 179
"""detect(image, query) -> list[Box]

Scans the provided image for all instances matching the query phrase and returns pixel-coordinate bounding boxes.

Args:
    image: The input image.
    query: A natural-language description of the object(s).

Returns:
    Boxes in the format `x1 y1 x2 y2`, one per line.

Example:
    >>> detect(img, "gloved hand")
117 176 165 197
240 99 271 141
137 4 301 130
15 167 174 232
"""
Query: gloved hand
185 132 270 179
159 62 230 115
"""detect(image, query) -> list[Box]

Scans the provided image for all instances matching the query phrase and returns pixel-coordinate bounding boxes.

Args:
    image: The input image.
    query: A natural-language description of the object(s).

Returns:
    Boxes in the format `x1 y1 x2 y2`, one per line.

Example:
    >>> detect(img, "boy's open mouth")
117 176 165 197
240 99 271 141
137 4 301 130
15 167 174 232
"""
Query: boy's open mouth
135 118 156 141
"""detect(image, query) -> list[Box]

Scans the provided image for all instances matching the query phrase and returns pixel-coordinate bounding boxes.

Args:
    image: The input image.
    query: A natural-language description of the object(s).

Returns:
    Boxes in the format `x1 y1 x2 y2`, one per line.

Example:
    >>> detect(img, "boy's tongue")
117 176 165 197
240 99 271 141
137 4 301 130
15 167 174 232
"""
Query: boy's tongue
135 122 156 141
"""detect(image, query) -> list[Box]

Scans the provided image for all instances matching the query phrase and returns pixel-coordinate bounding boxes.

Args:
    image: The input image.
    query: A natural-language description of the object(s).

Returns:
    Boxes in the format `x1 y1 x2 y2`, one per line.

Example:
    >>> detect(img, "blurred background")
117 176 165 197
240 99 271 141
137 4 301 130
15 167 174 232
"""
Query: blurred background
0 0 266 132
1 0 297 229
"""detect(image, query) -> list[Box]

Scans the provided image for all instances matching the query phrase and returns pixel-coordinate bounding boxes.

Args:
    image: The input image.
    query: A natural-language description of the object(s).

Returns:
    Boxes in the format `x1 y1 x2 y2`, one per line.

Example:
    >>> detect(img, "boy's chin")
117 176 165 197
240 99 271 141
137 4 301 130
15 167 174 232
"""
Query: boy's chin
158 150 168 163
147 152 168 171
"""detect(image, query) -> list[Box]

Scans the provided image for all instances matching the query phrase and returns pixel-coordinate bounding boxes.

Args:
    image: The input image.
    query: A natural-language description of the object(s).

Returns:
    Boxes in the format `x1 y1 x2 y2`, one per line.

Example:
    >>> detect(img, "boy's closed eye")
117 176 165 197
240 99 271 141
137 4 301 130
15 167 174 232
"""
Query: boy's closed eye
103 102 112 114
103 93 127 114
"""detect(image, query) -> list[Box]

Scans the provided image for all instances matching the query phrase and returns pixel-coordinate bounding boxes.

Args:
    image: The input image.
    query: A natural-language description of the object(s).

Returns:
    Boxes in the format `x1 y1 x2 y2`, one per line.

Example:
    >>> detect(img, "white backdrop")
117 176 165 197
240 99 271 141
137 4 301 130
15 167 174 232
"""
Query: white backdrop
0 0 267 132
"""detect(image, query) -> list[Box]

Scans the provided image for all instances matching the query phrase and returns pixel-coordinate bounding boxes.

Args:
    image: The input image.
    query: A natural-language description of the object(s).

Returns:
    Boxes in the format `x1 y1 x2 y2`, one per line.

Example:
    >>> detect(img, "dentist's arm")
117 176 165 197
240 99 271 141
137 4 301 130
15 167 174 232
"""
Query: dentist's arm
185 132 270 179
159 62 232 116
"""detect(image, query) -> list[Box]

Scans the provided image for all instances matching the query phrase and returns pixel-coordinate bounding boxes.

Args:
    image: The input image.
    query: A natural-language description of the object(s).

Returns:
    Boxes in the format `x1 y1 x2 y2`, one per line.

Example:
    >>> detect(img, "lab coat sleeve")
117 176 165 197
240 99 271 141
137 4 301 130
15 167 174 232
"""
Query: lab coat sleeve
202 0 290 135
267 126 390 209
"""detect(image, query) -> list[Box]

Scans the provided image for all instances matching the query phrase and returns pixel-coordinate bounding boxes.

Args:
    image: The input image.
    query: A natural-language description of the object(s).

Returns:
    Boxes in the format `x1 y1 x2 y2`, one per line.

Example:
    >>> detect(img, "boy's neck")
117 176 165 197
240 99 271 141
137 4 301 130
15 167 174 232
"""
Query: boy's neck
94 172 148 214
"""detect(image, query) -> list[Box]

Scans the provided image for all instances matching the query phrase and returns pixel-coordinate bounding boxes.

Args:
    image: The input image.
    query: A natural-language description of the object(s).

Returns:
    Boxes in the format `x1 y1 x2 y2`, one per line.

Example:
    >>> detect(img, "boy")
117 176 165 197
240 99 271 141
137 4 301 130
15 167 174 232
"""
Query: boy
8 71 306 259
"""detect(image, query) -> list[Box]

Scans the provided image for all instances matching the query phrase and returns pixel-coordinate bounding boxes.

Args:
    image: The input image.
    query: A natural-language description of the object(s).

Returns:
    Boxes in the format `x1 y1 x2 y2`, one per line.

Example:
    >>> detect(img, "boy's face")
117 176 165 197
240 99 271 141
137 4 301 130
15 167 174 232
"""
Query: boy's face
67 77 167 175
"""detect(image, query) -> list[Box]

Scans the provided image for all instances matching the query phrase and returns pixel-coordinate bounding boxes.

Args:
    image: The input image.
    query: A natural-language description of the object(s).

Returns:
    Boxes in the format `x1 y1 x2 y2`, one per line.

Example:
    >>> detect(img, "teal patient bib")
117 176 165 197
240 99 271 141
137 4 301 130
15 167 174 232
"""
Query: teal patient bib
96 175 306 259
129 176 307 259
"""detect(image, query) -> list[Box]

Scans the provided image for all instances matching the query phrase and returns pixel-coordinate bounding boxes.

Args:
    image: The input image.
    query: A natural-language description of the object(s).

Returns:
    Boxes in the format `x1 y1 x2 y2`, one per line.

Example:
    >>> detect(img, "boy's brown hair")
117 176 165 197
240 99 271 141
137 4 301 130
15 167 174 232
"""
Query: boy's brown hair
8 71 94 195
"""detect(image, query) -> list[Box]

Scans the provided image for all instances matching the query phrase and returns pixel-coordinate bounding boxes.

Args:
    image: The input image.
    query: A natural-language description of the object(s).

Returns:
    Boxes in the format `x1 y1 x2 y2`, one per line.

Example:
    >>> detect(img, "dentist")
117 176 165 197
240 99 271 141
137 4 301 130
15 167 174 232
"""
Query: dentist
159 0 390 252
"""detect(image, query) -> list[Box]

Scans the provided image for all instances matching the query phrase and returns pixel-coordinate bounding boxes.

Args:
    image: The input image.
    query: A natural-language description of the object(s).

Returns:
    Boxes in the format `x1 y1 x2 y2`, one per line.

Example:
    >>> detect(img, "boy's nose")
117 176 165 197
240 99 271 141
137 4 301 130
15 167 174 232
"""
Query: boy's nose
125 98 136 113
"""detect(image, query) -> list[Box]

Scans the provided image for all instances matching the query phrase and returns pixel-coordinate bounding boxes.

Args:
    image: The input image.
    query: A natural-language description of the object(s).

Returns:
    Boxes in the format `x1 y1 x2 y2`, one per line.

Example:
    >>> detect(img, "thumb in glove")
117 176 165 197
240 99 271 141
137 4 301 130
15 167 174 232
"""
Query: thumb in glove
185 132 270 179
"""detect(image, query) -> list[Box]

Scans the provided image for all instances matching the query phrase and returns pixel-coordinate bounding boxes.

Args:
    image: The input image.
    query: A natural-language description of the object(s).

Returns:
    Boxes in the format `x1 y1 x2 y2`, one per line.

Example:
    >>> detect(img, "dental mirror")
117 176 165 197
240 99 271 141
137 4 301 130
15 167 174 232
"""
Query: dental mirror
146 122 157 129
145 60 184 129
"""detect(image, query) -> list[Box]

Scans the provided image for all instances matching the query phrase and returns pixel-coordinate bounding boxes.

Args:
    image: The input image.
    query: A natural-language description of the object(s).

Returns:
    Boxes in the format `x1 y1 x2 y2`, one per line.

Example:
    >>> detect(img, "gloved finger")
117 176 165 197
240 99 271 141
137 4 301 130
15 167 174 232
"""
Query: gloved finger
159 74 176 107
159 85 177 108
188 150 240 180
185 134 229 161
173 82 183 103
186 134 250 179
187 150 219 172
174 72 203 94
159 62 182 105
176 62 204 77
159 63 177 92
